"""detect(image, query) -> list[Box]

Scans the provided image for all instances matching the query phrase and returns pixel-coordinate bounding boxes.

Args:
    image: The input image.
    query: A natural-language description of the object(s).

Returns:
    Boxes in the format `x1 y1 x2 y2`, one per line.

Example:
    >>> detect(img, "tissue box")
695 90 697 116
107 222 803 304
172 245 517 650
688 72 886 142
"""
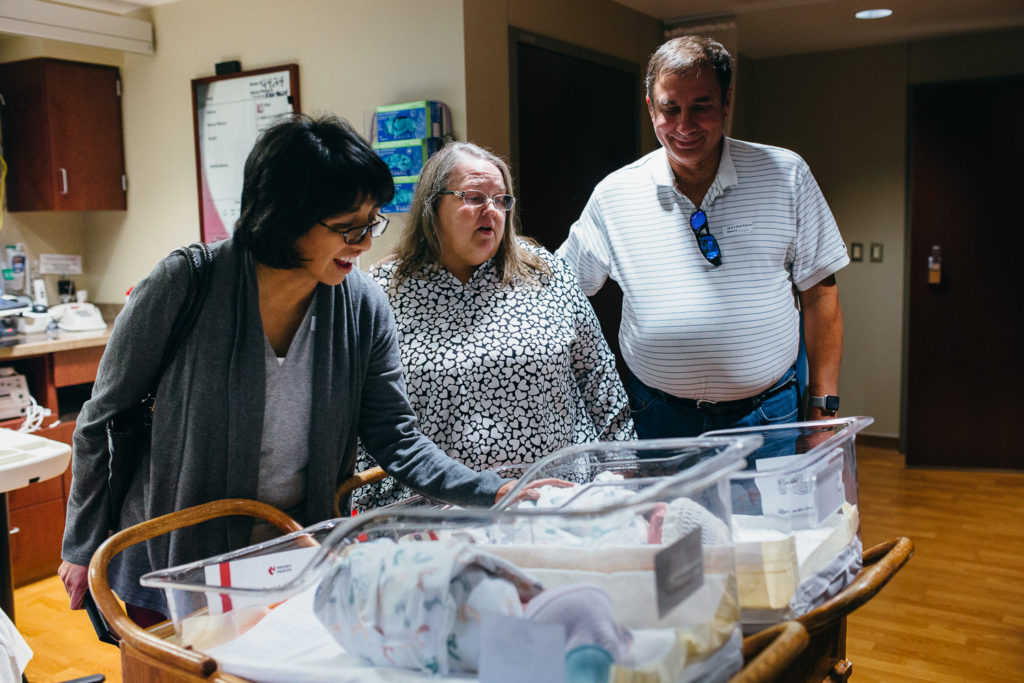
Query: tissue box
383 175 418 214
373 138 441 177
375 101 444 142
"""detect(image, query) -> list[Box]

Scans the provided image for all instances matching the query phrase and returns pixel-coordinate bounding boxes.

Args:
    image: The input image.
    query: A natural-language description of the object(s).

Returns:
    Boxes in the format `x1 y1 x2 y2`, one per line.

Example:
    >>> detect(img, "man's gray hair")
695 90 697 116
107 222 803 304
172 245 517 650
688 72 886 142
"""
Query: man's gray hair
645 35 733 102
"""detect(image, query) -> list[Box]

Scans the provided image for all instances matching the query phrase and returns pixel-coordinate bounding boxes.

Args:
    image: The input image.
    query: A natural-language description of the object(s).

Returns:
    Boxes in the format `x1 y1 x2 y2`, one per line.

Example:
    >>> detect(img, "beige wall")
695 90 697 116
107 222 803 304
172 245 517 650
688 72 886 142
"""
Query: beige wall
96 0 466 300
4 0 467 303
741 28 1024 437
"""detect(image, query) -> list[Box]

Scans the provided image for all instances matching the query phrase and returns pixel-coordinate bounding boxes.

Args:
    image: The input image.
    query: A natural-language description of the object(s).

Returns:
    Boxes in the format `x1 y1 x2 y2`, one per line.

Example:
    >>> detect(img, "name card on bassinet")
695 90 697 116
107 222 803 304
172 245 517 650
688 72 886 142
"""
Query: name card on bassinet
754 449 845 525
654 527 704 619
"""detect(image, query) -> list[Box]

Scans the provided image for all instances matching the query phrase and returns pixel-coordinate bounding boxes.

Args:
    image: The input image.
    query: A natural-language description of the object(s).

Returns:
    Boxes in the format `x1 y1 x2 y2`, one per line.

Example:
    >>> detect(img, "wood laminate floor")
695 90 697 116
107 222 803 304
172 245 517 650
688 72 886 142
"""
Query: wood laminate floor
11 443 1024 682
845 445 1024 682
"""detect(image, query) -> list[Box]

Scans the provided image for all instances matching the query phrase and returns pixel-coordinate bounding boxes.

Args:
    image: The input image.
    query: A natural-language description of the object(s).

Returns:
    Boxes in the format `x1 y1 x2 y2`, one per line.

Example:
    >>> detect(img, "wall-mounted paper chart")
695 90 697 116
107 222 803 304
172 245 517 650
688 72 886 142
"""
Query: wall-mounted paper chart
191 64 300 243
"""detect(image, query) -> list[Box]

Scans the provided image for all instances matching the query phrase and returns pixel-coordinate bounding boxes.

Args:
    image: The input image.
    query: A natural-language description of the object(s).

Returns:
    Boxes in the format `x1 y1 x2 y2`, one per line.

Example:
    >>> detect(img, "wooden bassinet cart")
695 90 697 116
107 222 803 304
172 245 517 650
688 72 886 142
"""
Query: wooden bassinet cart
88 495 912 682
88 497 821 683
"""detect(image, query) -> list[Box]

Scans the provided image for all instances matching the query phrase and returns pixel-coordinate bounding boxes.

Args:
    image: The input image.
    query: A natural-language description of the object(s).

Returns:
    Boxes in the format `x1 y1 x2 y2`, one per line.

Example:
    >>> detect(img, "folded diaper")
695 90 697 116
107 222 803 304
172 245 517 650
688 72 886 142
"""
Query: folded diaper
313 538 543 675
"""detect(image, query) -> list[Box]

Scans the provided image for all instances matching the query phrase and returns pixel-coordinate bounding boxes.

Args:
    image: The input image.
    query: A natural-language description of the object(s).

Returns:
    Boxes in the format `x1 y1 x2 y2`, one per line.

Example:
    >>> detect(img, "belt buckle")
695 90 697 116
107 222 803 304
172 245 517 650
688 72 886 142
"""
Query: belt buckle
695 399 718 410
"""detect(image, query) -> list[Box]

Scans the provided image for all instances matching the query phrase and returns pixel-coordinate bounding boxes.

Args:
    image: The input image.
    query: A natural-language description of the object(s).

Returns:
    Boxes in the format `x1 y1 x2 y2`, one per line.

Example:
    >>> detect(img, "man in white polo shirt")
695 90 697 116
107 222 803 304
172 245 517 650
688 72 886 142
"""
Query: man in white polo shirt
557 35 848 438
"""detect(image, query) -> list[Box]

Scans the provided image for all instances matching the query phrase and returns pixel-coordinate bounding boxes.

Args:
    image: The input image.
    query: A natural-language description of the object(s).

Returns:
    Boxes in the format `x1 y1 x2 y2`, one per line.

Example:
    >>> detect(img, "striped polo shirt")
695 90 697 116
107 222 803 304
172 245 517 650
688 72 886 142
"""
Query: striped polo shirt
556 138 849 402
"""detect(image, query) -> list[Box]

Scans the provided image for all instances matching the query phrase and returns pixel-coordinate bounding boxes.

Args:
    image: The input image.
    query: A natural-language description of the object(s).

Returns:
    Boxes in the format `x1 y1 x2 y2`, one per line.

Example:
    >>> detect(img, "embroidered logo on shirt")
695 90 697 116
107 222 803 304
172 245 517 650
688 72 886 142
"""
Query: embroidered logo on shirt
724 223 754 236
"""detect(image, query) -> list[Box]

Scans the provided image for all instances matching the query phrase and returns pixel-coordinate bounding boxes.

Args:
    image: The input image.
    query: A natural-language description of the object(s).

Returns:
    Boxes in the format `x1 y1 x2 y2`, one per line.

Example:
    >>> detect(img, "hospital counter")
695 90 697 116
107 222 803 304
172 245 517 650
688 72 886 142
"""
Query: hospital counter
0 325 111 589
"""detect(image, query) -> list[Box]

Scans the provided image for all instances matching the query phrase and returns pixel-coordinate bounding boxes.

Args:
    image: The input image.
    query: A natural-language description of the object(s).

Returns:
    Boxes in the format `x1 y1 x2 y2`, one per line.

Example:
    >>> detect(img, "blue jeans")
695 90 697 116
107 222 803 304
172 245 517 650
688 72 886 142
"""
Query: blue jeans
627 367 799 440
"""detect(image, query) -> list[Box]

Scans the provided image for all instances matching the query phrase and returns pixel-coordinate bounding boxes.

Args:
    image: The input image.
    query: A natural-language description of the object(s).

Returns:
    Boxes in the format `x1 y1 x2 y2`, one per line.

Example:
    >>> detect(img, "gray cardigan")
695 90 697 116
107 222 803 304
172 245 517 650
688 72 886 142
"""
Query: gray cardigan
61 238 504 611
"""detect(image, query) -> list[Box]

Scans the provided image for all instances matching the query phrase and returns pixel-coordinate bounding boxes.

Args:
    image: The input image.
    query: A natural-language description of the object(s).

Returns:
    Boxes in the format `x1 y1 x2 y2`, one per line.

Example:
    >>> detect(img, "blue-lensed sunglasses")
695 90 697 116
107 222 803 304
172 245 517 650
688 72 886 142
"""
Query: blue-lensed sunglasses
689 209 722 266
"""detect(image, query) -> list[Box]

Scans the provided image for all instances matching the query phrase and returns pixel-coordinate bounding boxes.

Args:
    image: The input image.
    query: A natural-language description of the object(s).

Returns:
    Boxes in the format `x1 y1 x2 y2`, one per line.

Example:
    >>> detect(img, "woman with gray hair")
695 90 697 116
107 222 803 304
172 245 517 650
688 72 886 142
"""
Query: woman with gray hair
355 141 634 510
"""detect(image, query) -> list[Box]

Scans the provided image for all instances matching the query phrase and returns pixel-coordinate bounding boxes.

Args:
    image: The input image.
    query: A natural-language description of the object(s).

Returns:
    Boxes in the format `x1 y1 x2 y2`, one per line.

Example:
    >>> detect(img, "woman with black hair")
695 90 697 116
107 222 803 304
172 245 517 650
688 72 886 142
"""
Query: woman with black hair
58 114 528 625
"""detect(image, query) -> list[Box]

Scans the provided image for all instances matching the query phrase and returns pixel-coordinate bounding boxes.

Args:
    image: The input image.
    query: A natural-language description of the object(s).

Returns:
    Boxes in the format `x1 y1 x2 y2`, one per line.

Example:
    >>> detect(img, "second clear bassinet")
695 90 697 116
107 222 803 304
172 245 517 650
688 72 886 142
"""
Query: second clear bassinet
706 417 872 630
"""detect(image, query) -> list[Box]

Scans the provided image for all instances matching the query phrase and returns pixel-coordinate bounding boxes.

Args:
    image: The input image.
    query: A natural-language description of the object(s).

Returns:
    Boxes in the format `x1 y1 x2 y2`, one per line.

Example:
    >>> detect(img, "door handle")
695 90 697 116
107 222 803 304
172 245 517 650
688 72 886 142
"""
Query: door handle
8 526 19 535
928 245 942 286
58 167 69 195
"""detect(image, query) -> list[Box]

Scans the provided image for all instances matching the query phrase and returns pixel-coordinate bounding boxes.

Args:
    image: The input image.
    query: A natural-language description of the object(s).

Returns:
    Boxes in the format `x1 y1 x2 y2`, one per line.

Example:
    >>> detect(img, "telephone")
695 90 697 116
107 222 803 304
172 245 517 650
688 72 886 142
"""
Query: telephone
47 302 107 332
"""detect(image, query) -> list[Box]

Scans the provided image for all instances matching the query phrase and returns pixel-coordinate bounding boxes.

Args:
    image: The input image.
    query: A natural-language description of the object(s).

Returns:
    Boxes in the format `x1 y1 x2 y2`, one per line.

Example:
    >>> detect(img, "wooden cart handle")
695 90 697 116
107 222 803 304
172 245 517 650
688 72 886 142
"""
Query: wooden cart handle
798 536 914 636
731 620 810 683
333 465 388 516
88 498 303 678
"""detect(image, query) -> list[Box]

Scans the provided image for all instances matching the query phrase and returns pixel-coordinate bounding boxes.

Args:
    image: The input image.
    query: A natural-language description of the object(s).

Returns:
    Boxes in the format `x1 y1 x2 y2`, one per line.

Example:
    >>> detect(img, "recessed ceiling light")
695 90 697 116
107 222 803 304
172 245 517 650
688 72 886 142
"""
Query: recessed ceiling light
855 8 893 20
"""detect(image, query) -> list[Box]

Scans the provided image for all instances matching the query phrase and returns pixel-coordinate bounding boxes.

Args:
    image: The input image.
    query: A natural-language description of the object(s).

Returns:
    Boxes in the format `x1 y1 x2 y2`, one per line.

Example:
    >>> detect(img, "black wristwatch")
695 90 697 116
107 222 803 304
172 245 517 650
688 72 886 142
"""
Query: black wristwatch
809 395 840 415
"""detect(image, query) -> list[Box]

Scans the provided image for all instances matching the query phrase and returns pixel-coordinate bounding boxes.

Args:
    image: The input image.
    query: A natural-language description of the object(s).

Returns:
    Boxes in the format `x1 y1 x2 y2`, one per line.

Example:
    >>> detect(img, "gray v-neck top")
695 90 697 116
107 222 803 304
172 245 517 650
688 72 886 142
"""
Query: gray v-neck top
257 296 316 529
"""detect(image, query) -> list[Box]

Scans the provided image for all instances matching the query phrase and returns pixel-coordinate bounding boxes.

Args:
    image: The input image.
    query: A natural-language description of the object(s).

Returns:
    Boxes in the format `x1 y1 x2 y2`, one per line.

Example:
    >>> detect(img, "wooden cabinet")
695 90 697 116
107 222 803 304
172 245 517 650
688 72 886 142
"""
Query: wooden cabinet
2 339 106 586
0 58 126 211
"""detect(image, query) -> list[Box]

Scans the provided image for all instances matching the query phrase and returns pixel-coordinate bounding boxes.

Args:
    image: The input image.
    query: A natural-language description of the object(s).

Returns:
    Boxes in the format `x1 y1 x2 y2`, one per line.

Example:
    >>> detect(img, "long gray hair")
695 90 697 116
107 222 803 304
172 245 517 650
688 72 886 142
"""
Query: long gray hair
386 141 549 288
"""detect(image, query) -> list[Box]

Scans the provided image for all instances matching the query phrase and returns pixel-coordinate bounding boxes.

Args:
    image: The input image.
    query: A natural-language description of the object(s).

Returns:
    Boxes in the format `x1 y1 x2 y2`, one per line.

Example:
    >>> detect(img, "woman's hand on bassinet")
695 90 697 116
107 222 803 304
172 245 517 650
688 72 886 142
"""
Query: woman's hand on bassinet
495 478 574 504
58 560 90 609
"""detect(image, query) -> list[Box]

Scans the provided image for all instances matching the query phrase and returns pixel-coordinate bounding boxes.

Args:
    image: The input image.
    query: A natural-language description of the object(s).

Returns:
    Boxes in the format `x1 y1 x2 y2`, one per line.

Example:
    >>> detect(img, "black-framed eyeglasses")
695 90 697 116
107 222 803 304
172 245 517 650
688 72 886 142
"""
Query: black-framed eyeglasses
689 209 722 266
318 214 390 244
439 189 516 212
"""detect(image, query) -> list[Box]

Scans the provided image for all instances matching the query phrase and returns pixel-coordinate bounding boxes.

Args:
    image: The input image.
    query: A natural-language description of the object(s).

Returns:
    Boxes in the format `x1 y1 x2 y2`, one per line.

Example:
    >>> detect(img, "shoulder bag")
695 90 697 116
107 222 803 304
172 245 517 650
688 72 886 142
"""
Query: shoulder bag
103 242 213 532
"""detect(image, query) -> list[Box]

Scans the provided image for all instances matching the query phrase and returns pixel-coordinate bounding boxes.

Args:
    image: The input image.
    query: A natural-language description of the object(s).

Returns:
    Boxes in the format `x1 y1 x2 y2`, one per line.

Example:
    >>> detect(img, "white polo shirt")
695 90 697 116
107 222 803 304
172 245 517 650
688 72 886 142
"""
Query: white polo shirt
557 138 849 402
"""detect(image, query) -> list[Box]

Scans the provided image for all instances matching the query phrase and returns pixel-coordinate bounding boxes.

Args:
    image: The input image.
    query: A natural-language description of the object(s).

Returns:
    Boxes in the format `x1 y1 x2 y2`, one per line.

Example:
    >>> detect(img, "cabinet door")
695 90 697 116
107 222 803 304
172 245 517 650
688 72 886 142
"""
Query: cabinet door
9 498 66 587
47 60 127 210
0 60 54 209
0 58 126 211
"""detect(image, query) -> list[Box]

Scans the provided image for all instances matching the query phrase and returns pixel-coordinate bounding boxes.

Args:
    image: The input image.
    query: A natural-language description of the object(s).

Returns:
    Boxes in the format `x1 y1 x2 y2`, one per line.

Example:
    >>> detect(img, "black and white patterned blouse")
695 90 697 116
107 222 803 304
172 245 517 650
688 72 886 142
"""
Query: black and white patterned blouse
354 240 634 511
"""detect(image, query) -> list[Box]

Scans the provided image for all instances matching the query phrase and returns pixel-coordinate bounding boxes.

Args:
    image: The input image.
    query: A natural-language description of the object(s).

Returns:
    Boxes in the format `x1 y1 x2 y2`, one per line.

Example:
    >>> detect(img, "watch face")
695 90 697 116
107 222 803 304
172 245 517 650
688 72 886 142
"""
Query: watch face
824 395 840 412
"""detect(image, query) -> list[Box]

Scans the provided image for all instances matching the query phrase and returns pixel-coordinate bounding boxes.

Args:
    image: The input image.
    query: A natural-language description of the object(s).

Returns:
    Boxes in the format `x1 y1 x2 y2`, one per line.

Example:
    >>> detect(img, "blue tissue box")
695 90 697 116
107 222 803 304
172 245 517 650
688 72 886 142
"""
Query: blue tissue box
373 138 441 177
383 175 418 214
375 101 444 142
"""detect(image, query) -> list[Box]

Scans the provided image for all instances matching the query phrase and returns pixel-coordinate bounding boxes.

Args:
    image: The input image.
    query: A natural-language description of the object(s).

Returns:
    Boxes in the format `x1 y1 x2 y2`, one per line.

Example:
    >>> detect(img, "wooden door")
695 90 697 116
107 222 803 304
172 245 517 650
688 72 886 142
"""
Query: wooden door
905 78 1024 468
511 31 641 379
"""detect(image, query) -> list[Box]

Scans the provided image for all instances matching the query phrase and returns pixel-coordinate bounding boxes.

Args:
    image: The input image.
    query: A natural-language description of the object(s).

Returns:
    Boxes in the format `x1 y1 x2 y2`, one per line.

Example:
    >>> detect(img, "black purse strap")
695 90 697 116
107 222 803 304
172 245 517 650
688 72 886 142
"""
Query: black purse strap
93 243 214 643
153 242 213 388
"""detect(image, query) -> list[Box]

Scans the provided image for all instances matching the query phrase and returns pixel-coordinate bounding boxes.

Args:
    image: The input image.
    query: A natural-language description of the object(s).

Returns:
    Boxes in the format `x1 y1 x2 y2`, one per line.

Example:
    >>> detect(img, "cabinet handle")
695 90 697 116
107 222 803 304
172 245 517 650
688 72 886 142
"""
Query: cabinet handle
8 527 19 535
59 167 69 195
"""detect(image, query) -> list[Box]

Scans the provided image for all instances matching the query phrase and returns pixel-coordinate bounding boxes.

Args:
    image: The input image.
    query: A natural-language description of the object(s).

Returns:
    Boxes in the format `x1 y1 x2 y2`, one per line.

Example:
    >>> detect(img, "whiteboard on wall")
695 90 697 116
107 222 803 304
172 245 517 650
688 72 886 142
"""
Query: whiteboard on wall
191 64 300 243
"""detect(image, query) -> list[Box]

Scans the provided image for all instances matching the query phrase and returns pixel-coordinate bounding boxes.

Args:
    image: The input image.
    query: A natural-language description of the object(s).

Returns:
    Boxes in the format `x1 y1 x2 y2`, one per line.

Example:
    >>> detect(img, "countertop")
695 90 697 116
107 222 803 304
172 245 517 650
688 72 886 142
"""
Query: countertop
0 303 120 358
0 327 111 358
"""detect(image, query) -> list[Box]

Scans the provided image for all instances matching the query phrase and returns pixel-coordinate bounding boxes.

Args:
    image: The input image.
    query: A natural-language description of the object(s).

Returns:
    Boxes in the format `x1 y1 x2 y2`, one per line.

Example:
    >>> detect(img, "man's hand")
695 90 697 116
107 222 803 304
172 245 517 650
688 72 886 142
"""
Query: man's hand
58 560 90 610
806 405 839 421
494 478 574 504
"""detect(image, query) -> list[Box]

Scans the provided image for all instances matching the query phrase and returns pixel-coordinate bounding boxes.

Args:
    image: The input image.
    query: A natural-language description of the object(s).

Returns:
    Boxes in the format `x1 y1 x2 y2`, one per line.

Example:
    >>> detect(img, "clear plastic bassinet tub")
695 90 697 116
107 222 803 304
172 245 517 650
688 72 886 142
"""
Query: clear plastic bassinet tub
499 419 873 633
703 417 874 631
140 435 761 683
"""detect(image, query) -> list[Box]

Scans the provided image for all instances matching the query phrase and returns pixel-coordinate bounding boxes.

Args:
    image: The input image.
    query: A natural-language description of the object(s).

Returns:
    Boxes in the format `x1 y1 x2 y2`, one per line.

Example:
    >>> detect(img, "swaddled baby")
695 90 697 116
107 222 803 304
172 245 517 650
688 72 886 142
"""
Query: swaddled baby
313 537 543 676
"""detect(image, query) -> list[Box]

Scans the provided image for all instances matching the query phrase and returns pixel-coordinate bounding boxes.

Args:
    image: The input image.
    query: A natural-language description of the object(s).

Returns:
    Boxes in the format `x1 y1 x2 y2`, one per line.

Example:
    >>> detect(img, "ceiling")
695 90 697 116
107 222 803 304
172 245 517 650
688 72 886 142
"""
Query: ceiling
611 0 1024 58
44 0 1024 59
